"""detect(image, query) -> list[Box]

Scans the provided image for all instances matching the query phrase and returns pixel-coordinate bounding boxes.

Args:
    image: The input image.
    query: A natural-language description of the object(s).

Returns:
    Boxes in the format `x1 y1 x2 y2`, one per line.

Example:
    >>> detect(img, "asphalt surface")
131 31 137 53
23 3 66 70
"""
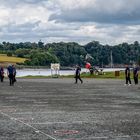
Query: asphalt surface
0 78 140 140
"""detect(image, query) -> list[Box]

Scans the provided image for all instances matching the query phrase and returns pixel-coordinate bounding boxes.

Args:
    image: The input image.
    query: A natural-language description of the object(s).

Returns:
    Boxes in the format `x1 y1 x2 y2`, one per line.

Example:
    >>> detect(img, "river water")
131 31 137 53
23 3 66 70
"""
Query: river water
16 69 76 77
16 68 125 77
4 68 125 77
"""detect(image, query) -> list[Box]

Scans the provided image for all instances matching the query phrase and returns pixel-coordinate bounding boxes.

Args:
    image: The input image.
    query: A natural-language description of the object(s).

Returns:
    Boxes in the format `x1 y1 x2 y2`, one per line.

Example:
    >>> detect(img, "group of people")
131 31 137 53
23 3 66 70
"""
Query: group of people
75 64 139 85
0 64 139 86
0 64 16 86
125 64 139 85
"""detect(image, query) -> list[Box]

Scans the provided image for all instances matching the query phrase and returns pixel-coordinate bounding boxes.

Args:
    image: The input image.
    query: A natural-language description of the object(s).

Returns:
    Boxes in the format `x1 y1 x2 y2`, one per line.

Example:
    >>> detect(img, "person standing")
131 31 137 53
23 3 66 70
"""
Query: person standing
12 65 17 83
133 64 139 85
7 64 14 86
74 65 83 84
125 65 131 85
0 66 4 82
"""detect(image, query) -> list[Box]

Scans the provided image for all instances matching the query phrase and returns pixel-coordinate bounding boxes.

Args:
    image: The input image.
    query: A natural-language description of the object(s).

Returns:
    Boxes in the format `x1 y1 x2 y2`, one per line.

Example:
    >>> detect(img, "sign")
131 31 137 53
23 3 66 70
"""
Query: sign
51 63 60 70
51 63 60 78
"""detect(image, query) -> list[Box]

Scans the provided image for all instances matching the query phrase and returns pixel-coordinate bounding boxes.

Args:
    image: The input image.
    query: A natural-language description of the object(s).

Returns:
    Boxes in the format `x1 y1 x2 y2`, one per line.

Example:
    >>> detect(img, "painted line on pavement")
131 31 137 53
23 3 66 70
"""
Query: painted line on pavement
0 110 57 140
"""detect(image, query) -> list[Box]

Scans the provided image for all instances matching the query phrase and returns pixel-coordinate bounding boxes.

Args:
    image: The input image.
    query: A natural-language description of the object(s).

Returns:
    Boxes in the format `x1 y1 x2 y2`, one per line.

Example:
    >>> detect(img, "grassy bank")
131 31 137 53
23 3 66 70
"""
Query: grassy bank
60 72 125 79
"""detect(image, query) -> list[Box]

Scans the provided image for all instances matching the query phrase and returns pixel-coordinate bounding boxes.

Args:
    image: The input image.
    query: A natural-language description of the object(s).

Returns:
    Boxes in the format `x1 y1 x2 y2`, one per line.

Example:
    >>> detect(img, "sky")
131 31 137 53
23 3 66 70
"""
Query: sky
0 0 140 45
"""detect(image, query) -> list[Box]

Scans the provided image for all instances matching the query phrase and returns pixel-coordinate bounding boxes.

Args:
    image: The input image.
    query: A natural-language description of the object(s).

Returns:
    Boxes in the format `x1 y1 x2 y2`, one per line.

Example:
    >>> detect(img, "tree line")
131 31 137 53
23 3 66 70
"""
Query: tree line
0 40 140 67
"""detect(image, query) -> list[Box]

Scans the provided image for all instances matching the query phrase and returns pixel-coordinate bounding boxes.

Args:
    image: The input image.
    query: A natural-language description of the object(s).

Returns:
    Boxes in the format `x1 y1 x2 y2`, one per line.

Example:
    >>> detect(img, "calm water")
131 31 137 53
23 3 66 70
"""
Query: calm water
16 69 76 77
4 68 125 77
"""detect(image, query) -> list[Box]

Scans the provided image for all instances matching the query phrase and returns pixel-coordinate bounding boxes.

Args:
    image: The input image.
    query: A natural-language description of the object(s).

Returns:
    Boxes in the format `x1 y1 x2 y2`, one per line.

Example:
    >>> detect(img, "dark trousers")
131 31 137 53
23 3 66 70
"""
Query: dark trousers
0 75 4 82
9 74 14 86
13 75 16 82
75 75 83 83
134 76 138 84
126 76 131 84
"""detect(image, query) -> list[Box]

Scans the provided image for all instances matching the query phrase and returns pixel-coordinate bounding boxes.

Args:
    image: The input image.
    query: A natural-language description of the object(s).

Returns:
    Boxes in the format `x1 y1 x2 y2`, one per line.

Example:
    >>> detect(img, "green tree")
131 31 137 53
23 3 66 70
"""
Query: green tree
7 51 12 56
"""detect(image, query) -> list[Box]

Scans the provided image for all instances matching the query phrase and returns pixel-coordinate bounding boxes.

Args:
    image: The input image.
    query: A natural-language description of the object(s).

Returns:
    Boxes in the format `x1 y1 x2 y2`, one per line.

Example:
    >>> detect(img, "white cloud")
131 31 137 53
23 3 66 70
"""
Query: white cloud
50 0 140 24
0 0 140 45
54 0 96 10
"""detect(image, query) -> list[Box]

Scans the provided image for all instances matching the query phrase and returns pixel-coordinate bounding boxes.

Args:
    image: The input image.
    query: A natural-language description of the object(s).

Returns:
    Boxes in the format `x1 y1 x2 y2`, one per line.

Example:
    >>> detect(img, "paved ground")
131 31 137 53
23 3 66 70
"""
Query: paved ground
0 78 140 140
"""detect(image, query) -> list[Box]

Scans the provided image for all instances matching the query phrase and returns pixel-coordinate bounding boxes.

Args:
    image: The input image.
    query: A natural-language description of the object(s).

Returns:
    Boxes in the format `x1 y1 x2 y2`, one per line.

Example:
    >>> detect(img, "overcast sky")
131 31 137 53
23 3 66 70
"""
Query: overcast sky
0 0 140 45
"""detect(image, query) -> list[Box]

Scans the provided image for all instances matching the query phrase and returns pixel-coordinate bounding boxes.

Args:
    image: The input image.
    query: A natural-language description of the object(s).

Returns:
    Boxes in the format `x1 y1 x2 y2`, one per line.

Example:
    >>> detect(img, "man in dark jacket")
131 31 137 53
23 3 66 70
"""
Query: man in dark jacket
125 65 131 85
0 66 4 82
7 64 14 86
133 64 139 85
74 65 83 84
12 65 17 83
